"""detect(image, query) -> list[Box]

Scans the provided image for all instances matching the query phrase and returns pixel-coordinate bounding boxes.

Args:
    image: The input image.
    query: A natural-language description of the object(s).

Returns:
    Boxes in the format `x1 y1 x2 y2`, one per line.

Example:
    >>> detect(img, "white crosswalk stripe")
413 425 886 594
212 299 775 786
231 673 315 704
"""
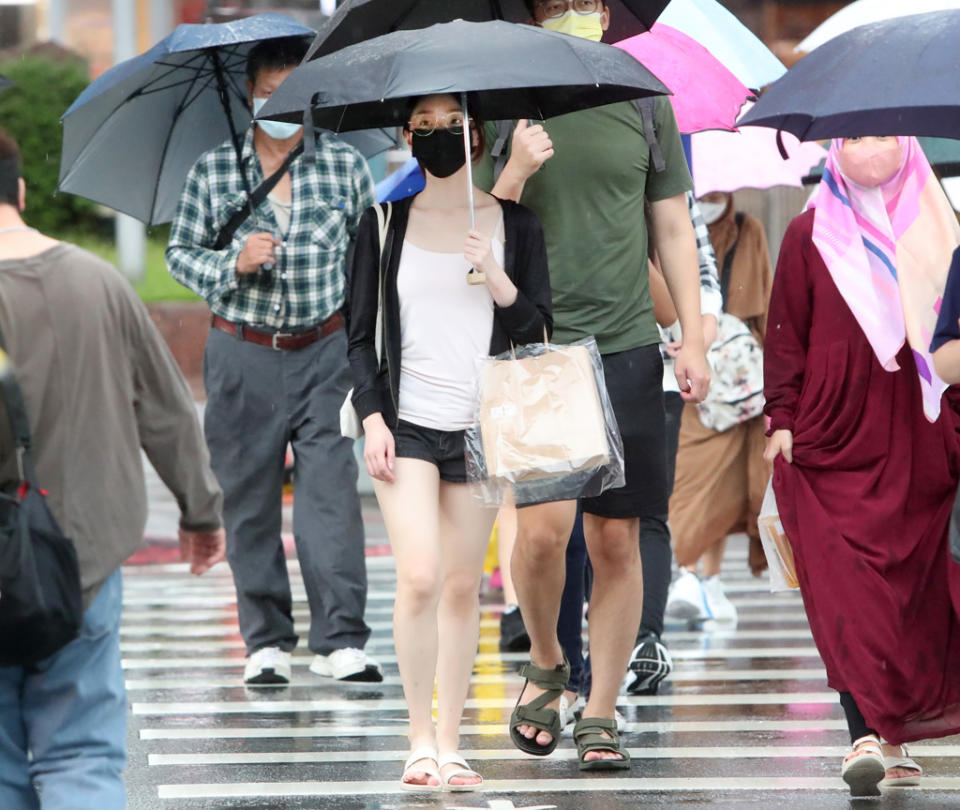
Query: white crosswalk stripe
123 539 960 808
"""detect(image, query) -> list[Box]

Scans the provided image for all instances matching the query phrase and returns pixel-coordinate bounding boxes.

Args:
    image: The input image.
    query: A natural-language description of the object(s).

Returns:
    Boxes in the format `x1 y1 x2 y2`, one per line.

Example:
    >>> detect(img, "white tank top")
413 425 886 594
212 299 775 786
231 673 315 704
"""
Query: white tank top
397 226 503 431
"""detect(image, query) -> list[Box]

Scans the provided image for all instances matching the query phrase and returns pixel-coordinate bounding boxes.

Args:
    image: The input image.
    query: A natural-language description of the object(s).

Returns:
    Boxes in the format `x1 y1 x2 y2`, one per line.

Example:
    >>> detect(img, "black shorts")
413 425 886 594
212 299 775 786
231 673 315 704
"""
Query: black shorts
579 343 668 520
393 419 468 484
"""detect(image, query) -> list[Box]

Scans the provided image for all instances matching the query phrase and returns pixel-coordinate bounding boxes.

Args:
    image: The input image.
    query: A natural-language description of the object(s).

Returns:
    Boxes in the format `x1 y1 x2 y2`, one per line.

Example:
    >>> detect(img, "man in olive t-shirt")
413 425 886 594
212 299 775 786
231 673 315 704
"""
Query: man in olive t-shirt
478 0 710 770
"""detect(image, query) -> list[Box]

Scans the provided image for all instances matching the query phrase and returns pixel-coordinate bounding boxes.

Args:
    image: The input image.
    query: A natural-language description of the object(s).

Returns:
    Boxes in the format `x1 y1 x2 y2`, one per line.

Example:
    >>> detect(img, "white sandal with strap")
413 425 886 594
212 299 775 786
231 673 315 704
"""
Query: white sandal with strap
401 746 440 792
882 742 923 787
841 735 885 797
438 752 483 792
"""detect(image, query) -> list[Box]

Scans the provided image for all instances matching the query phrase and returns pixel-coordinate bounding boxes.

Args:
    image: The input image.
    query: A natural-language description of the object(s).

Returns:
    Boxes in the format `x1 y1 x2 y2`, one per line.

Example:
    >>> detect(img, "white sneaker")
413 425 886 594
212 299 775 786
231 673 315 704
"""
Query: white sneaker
310 647 383 682
665 568 710 621
701 576 738 624
243 646 291 685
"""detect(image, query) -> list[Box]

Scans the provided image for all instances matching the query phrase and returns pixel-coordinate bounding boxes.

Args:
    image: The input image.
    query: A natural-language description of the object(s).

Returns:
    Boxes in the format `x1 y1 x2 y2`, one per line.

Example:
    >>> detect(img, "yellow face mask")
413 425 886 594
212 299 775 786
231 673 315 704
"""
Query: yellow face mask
540 11 604 42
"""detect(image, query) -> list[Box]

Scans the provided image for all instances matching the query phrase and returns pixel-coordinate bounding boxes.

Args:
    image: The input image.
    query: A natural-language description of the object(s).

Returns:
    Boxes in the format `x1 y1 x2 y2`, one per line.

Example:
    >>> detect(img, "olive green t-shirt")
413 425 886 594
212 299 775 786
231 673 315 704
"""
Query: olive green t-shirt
475 97 692 354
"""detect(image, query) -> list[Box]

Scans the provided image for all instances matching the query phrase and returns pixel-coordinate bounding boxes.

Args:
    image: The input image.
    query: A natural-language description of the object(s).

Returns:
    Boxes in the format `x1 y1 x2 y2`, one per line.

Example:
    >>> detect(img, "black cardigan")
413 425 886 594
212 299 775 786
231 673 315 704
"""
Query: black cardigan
348 195 553 429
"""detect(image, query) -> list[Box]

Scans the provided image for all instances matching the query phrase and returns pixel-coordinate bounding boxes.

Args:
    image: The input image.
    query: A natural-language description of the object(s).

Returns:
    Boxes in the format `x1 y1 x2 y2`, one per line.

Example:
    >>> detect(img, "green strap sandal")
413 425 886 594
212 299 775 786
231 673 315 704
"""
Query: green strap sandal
509 656 570 756
573 716 631 771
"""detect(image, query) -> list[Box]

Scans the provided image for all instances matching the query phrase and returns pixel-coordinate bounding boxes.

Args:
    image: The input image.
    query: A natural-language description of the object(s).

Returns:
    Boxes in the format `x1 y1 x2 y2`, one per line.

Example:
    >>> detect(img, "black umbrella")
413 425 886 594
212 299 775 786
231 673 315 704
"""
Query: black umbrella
261 19 669 131
261 18 668 280
58 14 396 225
739 10 960 141
305 0 671 59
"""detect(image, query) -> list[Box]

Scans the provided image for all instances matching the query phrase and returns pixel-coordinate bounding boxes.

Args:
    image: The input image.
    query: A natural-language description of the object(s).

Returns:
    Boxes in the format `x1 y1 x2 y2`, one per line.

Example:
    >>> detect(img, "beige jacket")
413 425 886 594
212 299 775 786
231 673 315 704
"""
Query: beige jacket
0 242 222 607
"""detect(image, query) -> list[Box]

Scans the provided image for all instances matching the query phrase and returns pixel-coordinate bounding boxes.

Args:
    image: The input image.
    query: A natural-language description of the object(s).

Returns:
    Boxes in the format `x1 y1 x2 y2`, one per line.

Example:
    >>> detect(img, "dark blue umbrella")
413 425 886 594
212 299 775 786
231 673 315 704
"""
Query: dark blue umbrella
376 158 425 203
57 14 396 225
739 10 960 141
0 75 12 93
306 0 671 60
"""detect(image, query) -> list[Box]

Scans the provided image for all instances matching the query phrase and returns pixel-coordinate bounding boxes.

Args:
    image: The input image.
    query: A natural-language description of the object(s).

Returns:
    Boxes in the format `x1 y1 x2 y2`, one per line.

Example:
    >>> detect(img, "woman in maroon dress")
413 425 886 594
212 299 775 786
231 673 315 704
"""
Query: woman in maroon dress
764 135 960 796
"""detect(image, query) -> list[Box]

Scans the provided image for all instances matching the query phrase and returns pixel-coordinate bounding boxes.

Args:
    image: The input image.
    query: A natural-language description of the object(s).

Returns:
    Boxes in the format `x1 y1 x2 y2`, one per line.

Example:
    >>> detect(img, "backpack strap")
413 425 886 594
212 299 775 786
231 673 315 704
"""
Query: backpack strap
491 119 516 184
633 98 665 174
720 212 746 310
0 322 38 485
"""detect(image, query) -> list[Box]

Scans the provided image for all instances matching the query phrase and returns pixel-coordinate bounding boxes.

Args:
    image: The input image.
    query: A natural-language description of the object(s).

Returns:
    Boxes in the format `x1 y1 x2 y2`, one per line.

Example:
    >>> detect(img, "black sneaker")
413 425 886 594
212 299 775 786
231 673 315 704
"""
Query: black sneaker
624 633 673 695
499 605 531 652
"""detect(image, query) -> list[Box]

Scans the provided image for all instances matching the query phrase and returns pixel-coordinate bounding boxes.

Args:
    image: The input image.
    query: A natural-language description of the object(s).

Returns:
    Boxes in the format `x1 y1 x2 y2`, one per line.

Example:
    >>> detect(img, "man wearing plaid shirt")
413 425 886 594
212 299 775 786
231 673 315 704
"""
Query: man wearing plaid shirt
167 38 381 686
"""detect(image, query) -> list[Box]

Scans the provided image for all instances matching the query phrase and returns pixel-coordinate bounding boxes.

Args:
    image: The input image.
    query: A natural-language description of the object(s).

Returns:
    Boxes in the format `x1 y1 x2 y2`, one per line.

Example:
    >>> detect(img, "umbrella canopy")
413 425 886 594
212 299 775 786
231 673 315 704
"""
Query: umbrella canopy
803 137 960 183
738 11 960 142
657 0 785 91
0 75 12 92
690 106 827 196
58 14 396 225
260 19 670 132
614 24 750 134
305 0 671 59
796 0 960 53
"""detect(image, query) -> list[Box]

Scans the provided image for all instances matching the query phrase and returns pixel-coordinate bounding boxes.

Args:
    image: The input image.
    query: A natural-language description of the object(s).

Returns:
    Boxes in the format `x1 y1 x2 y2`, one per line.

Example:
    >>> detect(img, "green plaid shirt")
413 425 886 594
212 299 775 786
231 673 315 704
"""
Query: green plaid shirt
166 129 375 330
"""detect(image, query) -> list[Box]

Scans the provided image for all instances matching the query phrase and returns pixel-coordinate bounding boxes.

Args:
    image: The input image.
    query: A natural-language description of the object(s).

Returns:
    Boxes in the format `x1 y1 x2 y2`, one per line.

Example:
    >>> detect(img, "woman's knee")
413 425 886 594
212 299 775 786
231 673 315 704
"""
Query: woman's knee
441 569 483 603
396 568 442 611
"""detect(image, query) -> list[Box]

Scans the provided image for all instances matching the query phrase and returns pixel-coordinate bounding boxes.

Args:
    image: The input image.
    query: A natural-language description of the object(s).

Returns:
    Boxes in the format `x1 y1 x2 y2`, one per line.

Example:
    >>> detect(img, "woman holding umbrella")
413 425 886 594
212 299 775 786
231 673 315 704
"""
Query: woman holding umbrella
348 93 551 790
763 135 960 796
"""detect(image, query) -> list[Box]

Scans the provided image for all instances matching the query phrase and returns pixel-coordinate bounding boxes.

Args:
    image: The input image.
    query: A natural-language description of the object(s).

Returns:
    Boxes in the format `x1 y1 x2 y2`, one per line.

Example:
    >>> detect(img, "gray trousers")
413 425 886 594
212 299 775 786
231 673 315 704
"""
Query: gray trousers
203 325 370 656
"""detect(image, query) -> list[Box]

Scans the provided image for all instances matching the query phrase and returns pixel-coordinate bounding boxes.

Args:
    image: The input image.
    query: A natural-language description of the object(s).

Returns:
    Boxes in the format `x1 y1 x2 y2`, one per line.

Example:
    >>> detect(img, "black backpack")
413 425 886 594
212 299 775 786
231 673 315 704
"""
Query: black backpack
0 325 83 667
490 97 666 182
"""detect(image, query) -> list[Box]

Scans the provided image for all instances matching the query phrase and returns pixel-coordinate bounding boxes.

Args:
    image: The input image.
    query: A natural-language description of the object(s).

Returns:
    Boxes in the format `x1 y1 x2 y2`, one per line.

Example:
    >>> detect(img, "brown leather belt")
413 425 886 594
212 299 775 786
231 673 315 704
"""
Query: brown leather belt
211 312 343 351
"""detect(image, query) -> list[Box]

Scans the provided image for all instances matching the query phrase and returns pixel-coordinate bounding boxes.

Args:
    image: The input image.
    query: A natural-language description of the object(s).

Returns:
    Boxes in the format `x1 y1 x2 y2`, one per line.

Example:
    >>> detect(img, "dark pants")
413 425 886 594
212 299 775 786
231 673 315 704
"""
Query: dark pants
558 390 686 695
204 326 371 656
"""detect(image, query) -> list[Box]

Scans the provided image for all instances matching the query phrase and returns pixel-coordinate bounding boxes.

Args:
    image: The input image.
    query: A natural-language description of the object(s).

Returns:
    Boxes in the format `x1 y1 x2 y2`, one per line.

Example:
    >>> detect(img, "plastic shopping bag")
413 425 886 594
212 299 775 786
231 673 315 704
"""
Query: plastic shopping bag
757 478 799 592
464 336 624 506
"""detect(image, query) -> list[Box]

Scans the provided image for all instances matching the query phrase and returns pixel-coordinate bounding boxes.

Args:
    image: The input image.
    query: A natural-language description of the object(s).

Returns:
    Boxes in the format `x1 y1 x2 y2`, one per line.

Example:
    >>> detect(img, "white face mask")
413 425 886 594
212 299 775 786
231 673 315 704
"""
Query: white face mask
698 200 727 225
252 97 303 140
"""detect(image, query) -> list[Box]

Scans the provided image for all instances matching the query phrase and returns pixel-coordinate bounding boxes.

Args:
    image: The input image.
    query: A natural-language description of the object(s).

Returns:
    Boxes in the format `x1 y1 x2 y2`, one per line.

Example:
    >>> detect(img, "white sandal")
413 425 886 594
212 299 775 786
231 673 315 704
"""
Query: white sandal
841 735 885 797
882 742 923 787
401 746 440 792
438 752 483 792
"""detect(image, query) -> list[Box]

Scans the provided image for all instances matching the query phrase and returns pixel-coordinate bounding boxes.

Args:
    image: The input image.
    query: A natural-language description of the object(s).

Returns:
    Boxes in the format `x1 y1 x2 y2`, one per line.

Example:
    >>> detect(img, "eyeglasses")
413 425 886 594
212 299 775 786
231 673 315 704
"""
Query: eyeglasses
407 111 473 137
533 0 602 20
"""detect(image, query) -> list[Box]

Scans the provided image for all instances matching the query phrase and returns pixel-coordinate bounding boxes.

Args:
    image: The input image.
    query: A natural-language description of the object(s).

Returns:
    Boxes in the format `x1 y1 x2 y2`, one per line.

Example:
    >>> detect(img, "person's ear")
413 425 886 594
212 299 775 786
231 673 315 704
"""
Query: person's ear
403 128 412 149
246 79 255 108
17 177 25 213
600 5 610 32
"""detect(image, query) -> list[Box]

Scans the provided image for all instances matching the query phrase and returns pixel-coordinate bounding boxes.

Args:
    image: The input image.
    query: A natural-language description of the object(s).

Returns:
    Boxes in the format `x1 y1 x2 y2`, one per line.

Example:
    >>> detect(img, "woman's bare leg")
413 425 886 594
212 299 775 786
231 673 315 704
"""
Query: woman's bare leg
373 460 442 786
435 482 497 785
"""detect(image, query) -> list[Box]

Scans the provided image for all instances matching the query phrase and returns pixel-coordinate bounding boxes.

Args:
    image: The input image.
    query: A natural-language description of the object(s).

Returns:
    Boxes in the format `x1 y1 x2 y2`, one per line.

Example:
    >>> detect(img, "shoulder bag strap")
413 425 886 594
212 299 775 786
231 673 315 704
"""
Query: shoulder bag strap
633 98 666 174
212 141 305 250
720 212 746 310
372 202 393 363
0 321 37 484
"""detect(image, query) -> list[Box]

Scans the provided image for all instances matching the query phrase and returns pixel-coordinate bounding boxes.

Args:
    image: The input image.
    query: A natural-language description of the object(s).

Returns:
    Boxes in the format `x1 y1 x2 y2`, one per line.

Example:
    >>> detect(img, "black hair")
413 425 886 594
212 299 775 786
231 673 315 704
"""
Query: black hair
246 37 309 85
403 93 486 162
0 128 21 207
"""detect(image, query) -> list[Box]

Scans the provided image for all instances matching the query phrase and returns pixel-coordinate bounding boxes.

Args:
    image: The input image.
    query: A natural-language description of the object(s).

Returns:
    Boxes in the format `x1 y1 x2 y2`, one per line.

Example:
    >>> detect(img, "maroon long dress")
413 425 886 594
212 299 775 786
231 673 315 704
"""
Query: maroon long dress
764 210 960 744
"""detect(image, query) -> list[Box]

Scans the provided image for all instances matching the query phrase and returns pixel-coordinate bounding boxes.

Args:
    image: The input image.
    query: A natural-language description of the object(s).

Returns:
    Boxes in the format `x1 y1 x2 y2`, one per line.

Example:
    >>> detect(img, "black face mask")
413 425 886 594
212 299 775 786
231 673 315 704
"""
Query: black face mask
412 129 467 179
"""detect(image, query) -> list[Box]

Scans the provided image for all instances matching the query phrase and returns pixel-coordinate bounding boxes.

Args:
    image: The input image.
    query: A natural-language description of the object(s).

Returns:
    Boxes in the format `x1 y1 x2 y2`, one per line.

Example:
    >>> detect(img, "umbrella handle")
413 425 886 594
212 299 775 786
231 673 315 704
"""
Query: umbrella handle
462 93 485 285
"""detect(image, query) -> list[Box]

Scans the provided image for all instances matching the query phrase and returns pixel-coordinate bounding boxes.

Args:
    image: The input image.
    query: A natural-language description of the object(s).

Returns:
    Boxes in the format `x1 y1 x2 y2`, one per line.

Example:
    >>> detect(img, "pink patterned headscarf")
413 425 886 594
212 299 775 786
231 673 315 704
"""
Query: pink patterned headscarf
809 137 960 421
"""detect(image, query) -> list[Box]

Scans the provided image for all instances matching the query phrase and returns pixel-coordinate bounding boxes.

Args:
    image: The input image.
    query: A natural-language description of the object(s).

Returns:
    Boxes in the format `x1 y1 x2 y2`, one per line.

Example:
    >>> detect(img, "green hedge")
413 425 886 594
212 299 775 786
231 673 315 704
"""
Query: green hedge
0 55 99 234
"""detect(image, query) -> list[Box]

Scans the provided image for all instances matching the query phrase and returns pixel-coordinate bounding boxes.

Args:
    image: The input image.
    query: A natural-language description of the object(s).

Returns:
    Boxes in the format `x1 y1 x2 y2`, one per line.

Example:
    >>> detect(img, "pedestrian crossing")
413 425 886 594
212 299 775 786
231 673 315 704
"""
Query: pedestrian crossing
123 540 960 809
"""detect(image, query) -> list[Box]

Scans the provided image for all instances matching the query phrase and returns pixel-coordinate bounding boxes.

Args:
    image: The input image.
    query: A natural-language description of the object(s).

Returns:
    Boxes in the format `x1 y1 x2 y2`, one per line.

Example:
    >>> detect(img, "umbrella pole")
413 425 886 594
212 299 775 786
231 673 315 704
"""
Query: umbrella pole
463 92 485 286
209 49 253 201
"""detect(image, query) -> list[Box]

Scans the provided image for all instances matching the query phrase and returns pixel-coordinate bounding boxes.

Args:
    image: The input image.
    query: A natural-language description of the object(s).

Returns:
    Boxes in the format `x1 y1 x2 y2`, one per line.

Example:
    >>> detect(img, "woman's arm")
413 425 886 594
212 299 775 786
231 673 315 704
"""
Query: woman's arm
763 215 814 434
347 207 386 421
492 206 553 346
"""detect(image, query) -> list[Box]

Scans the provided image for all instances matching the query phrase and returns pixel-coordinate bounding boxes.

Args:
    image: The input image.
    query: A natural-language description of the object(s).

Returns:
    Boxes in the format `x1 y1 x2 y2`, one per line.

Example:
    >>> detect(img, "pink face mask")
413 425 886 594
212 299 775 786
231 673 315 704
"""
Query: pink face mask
837 138 904 188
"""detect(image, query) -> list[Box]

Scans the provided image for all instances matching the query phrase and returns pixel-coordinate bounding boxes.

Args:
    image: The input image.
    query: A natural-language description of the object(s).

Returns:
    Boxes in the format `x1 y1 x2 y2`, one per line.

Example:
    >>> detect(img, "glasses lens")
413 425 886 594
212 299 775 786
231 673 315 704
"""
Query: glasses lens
573 0 599 12
537 0 568 19
409 114 435 136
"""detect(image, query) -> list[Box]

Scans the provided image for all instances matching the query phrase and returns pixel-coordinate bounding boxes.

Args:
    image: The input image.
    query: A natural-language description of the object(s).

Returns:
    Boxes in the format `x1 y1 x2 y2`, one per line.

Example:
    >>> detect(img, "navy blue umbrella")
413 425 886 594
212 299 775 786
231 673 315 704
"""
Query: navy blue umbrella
739 10 960 141
306 0 671 60
58 14 396 225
